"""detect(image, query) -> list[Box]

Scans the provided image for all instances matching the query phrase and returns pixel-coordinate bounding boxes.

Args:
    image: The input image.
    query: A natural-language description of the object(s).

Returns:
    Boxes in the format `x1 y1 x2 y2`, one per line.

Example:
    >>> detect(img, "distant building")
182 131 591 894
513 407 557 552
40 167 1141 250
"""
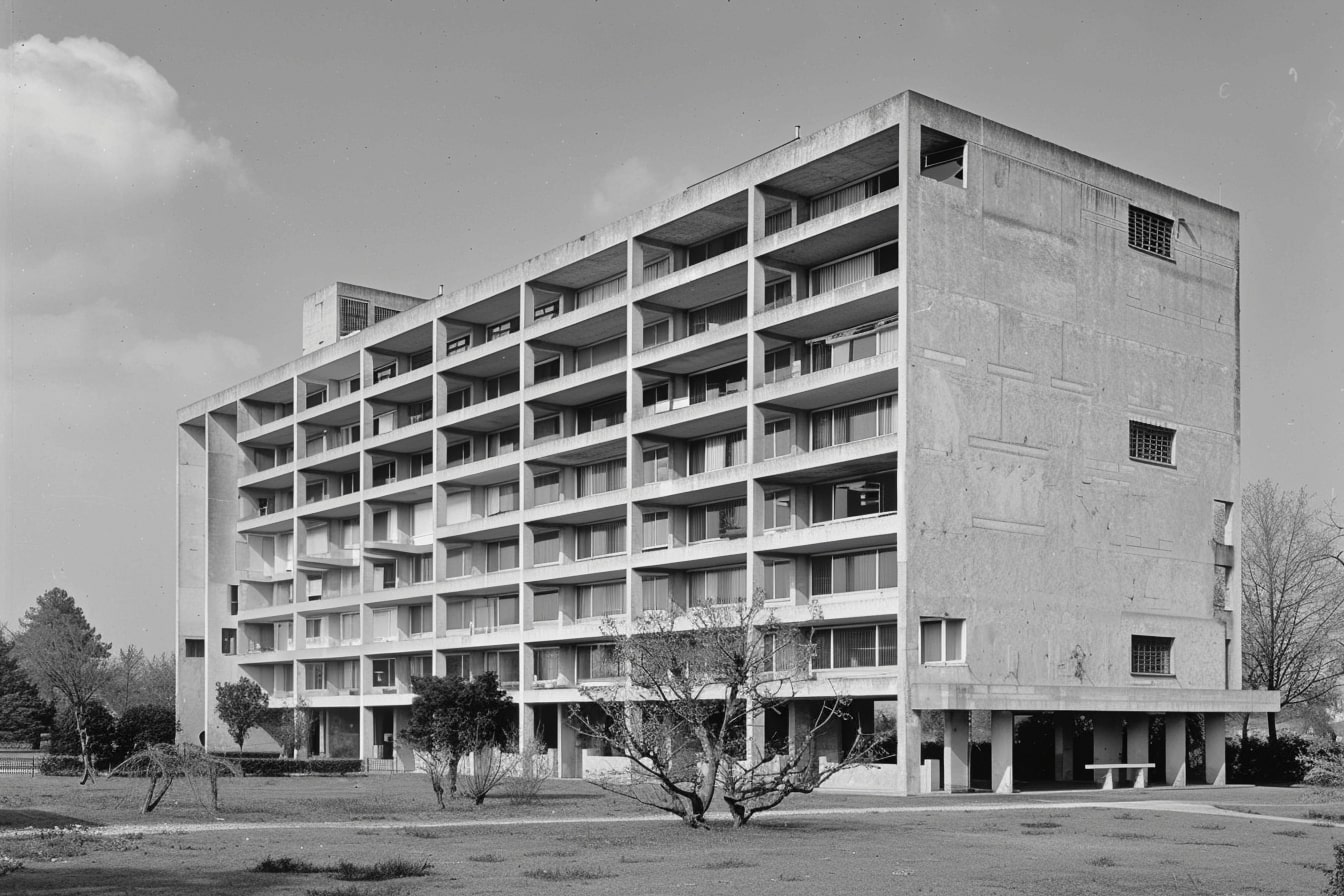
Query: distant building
177 91 1277 791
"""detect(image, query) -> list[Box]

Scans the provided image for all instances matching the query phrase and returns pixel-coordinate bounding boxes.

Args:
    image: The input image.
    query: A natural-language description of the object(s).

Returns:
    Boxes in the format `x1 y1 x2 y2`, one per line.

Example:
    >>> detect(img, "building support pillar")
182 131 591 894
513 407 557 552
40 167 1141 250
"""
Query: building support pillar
1053 712 1075 782
1165 712 1187 787
558 704 582 779
1205 713 1227 785
944 709 969 793
1125 713 1150 787
990 710 1014 794
1092 713 1123 785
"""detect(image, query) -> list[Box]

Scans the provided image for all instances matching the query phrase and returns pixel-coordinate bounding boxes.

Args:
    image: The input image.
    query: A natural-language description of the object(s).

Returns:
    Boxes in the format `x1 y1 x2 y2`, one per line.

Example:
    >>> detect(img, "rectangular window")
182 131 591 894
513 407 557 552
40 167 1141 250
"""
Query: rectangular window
445 440 472 467
642 510 669 550
339 470 360 495
339 298 369 335
372 658 393 689
1132 636 1173 675
763 489 792 531
372 410 396 435
412 555 433 584
642 380 671 413
373 361 398 383
1129 421 1175 466
374 563 396 590
410 451 433 477
374 306 397 324
641 574 670 611
442 654 469 679
689 429 747 474
486 539 519 572
577 520 626 559
576 273 626 307
812 395 896 449
486 481 520 515
920 618 965 664
372 608 396 641
443 547 470 579
534 647 561 682
688 498 747 542
228 585 239 616
812 624 899 670
339 612 359 643
408 349 432 371
575 336 625 371
577 458 625 496
372 461 396 487
533 589 560 622
764 278 793 309
689 360 747 404
688 294 747 334
407 399 432 423
534 414 561 441
810 316 899 371
485 371 520 400
643 317 671 347
763 346 794 384
443 601 469 631
688 566 747 607
487 428 519 457
534 355 561 383
408 603 432 637
446 334 471 355
578 397 624 433
486 317 520 341
687 227 747 265
763 559 792 602
811 548 897 596
220 628 237 656
578 582 625 618
304 662 325 691
811 471 897 524
1128 206 1174 259
642 445 671 482
305 479 329 504
577 643 619 680
809 166 900 218
763 417 793 459
534 298 560 320
485 650 520 686
185 638 205 658
532 529 560 565
533 470 561 505
409 654 432 679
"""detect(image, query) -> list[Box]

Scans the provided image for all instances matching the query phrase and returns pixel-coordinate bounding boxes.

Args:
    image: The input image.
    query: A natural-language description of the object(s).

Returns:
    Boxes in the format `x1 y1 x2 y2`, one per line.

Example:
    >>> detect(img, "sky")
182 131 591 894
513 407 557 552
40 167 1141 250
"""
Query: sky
2 1 1341 655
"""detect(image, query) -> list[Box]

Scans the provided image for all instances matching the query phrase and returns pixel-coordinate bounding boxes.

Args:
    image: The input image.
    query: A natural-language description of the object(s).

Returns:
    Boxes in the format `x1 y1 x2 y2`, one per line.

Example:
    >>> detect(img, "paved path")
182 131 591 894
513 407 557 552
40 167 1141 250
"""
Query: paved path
4 796 1340 839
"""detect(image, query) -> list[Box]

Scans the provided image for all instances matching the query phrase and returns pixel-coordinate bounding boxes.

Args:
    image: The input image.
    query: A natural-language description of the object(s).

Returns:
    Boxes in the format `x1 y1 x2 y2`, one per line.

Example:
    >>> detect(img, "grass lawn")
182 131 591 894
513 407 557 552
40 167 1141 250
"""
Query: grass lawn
3 775 1343 894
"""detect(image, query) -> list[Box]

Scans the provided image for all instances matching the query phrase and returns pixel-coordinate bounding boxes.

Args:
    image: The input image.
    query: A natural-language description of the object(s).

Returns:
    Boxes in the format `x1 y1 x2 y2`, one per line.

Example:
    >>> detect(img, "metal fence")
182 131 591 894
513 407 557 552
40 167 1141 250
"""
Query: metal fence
0 757 41 777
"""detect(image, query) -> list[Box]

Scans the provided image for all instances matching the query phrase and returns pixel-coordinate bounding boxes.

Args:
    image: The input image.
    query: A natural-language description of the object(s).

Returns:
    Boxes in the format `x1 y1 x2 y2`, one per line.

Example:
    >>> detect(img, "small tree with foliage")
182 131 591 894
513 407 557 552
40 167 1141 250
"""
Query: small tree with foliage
572 595 885 828
215 678 270 754
402 672 512 808
118 704 178 754
260 695 311 758
11 588 112 783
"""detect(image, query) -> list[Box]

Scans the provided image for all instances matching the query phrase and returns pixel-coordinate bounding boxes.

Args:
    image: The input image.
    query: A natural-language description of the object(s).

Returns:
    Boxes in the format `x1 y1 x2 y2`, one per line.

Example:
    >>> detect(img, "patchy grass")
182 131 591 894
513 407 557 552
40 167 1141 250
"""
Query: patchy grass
523 866 616 881
468 853 504 863
1021 821 1061 829
1309 810 1344 822
1088 857 1117 867
1274 829 1309 838
1192 823 1227 830
705 857 757 869
305 887 366 896
333 858 431 881
1106 832 1157 840
3 830 142 860
401 827 440 839
254 855 327 874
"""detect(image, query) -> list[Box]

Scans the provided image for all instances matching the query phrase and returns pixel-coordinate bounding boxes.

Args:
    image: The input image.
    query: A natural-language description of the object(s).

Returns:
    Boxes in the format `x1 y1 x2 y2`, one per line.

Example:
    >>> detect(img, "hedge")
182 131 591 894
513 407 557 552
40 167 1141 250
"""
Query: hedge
220 757 364 777
39 755 86 776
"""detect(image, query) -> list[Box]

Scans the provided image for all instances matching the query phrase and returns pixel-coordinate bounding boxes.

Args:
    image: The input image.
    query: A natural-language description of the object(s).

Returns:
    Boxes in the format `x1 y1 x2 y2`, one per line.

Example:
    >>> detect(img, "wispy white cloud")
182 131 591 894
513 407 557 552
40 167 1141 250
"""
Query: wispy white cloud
587 156 696 220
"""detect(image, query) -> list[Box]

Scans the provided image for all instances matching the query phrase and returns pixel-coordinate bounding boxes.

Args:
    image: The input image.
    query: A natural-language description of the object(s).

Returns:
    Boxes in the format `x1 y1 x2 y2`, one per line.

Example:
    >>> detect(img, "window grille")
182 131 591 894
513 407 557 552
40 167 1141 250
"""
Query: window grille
339 298 369 334
373 305 397 324
1129 421 1174 465
1131 636 1173 675
1128 206 1173 259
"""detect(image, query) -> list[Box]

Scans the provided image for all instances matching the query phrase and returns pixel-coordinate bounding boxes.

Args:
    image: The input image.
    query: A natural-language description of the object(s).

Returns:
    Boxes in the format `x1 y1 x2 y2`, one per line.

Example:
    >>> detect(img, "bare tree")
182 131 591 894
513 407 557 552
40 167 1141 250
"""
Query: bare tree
111 745 240 813
11 588 112 784
572 596 883 828
1241 480 1344 742
104 647 176 714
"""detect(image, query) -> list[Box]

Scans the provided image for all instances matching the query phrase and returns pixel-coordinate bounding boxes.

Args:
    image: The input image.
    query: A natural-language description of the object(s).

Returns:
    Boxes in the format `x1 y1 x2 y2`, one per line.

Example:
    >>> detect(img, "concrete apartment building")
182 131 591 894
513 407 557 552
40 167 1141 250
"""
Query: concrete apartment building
177 91 1277 793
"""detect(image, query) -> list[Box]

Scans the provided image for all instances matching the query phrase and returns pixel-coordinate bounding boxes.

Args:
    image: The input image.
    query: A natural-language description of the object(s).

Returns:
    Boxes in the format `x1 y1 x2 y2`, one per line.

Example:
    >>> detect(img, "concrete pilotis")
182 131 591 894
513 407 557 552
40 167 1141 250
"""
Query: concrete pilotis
1165 712 1187 787
1092 714 1123 784
558 705 582 779
1205 713 1227 785
1125 713 1150 787
990 710 1014 794
944 709 969 792
1053 712 1074 781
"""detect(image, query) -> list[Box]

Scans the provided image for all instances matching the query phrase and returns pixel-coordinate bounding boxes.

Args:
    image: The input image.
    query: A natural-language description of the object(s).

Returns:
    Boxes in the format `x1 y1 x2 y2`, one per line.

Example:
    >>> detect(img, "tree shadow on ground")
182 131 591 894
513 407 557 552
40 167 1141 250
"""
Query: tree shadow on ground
0 808 98 829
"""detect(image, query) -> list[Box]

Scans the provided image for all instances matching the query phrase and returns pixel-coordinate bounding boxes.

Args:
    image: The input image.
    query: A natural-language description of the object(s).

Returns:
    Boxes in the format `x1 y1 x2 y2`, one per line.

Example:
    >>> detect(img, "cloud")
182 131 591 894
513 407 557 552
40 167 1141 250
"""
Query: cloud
587 156 695 220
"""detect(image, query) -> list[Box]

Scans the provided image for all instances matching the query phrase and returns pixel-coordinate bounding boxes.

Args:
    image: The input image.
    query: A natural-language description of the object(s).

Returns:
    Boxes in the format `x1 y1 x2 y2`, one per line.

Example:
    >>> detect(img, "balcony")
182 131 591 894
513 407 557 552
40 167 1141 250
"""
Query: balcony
297 546 361 568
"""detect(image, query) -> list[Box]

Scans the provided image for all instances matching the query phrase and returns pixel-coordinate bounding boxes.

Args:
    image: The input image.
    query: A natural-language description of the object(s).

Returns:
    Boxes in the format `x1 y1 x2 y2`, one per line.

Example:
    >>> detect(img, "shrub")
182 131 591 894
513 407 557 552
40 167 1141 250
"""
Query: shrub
333 859 431 881
253 856 326 874
0 857 25 876
1326 842 1344 896
1228 734 1314 784
39 754 85 776
522 867 615 881
223 757 363 777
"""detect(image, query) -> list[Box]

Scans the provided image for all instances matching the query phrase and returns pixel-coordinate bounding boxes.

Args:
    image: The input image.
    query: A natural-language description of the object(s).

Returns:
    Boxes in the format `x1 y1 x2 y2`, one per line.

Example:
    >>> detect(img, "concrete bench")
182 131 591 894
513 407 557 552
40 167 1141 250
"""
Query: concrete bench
1085 762 1155 790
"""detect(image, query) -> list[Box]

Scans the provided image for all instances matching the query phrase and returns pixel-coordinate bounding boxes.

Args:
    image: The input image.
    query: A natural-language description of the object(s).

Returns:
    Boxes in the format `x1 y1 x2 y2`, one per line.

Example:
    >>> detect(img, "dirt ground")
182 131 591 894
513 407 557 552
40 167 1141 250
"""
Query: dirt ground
3 775 1343 895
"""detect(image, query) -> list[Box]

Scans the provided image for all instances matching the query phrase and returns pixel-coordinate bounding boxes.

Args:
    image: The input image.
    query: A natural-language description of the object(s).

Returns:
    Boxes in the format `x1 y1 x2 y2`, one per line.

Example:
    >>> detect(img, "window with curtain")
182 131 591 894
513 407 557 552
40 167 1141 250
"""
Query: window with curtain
812 395 896 449
808 242 898 294
810 316 899 371
763 418 793 459
408 604 432 636
442 654 469 678
487 428 519 457
921 619 965 664
443 547 470 578
445 440 473 467
643 445 671 482
642 511 669 550
577 581 626 618
688 498 747 542
534 647 561 681
578 396 624 433
811 471 897 524
688 294 747 334
811 624 898 670
577 273 627 307
533 470 561 505
689 360 747 404
763 559 792 602
577 644 619 679
689 429 747 474
532 529 560 565
577 458 626 496
485 650 520 685
643 317 671 347
534 414 561 441
575 336 626 371
763 346 794 384
577 520 626 559
641 575 670 611
487 482 520 515
810 548 897 596
688 566 747 607
532 589 560 622
443 601 469 631
763 489 792 530
409 654 433 679
486 539 519 572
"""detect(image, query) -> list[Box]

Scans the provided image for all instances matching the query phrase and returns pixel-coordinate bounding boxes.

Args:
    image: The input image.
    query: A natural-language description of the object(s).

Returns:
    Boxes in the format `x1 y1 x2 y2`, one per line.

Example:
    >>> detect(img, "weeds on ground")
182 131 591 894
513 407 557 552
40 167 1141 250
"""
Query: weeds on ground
523 866 615 881
1107 832 1157 840
305 887 366 896
4 830 142 860
778 870 807 881
1021 821 1061 830
1311 811 1344 822
334 858 431 881
0 856 25 876
468 853 504 863
525 848 577 858
1275 829 1309 838
1088 857 1117 868
1193 823 1226 831
401 827 440 839
254 856 326 874
705 858 757 869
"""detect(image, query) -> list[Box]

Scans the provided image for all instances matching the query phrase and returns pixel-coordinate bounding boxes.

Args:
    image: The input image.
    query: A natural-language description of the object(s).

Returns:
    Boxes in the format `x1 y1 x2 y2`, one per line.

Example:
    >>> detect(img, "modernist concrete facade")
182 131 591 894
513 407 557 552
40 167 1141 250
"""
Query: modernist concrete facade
177 91 1277 793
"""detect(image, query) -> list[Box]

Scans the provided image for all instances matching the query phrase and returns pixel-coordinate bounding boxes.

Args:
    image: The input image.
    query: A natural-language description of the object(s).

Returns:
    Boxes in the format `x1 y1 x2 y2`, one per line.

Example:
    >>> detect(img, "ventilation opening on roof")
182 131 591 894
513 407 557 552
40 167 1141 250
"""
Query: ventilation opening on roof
920 127 966 186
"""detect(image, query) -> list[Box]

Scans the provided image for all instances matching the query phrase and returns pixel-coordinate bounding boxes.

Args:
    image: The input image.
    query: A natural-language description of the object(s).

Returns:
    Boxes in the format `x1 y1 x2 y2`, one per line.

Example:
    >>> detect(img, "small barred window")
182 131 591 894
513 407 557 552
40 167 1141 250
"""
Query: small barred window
1128 206 1173 259
1129 421 1174 465
373 305 398 324
339 298 369 334
1131 636 1173 675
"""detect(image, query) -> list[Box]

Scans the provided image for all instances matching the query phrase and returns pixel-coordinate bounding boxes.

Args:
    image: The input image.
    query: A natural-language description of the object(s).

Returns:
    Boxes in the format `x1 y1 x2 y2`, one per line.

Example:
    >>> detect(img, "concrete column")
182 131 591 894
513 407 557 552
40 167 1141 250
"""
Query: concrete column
745 698 768 763
1125 714 1150 787
1092 714 1123 785
1165 712 1187 787
990 710 1014 794
1205 713 1227 785
1053 712 1075 782
899 706 923 796
944 710 970 793
558 705 583 779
